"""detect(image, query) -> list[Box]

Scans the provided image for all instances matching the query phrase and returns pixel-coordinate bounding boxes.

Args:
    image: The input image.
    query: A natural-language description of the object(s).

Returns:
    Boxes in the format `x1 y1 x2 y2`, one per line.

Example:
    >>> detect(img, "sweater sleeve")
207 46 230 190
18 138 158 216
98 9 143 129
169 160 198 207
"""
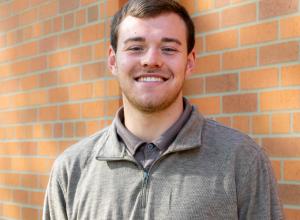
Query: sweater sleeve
43 165 68 220
237 148 284 220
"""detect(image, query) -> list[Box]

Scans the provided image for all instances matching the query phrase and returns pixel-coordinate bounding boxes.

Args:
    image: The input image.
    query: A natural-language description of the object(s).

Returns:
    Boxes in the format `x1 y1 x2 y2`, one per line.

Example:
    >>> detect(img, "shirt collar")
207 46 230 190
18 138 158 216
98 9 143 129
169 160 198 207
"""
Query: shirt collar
115 98 193 155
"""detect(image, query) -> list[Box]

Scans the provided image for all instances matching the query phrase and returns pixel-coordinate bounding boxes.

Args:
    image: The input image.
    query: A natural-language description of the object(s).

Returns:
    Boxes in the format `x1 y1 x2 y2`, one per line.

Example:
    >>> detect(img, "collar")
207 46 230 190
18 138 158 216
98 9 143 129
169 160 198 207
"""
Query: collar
95 105 204 161
115 98 193 155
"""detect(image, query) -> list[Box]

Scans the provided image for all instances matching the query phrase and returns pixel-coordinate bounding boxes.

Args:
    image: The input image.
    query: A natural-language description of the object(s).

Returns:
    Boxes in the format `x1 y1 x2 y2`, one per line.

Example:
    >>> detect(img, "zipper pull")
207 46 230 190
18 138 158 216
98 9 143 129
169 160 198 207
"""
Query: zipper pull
143 170 149 184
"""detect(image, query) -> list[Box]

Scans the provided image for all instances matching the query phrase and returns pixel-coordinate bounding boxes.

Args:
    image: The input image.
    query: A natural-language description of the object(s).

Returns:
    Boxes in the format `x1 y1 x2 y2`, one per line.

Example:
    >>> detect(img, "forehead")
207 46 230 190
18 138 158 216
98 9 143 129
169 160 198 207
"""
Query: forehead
118 13 187 43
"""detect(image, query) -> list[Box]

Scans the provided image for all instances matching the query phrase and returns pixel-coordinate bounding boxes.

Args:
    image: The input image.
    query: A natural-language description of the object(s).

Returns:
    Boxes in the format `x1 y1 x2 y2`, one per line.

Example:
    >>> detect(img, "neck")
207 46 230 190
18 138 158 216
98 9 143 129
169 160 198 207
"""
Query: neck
123 97 184 142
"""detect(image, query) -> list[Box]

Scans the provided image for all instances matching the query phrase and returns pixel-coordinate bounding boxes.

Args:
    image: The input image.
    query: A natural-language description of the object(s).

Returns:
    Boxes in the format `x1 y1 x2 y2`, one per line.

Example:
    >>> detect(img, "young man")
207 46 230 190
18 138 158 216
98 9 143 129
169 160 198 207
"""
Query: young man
43 0 283 219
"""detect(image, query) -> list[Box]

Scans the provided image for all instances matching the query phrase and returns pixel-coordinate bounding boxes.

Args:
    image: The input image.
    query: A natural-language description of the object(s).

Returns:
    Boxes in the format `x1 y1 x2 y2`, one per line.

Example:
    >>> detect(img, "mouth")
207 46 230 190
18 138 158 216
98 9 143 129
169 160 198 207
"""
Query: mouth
134 75 168 82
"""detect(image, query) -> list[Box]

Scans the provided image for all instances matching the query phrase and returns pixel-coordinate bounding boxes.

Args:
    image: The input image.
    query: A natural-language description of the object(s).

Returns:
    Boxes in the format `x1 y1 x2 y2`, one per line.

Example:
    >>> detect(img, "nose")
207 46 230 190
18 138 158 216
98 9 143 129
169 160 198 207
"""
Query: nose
141 48 162 68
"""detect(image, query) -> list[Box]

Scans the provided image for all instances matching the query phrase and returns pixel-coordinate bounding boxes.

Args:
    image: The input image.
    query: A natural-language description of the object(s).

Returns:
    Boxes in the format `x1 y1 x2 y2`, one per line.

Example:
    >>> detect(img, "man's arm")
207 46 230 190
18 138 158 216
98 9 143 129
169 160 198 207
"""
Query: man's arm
237 149 283 220
43 167 68 220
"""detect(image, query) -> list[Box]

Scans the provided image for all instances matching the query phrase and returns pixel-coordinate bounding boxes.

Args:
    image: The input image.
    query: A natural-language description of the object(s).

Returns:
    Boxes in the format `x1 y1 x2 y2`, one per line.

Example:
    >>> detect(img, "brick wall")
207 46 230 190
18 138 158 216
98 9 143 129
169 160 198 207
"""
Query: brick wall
0 0 299 219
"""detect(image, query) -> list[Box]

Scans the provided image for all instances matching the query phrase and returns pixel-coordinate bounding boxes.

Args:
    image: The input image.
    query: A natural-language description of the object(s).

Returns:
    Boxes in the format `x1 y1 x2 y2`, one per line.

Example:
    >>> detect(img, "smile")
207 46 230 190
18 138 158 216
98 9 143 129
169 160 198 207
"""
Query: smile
137 76 165 82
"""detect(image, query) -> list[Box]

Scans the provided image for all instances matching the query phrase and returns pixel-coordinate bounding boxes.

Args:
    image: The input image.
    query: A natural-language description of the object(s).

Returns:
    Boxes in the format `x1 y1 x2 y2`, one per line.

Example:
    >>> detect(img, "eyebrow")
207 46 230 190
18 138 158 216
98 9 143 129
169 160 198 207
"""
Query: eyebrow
123 37 182 45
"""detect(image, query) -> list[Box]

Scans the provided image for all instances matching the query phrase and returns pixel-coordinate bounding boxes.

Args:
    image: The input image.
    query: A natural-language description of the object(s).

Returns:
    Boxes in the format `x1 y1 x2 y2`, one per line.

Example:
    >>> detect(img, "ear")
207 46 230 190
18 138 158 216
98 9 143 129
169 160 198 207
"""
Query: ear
185 49 196 79
108 46 117 76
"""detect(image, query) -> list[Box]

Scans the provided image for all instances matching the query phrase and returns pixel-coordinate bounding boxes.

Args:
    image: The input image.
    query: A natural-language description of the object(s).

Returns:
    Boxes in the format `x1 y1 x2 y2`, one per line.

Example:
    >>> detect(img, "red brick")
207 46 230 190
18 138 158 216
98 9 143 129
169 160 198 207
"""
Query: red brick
195 55 220 74
64 13 74 30
88 5 98 22
71 46 92 63
2 204 21 219
252 115 270 134
278 184 300 205
94 80 106 97
223 48 257 70
53 16 63 32
30 56 47 72
106 79 121 96
194 12 220 33
11 59 30 76
16 42 38 59
183 77 204 96
259 0 298 19
75 121 86 137
215 0 230 8
180 0 195 14
0 78 19 93
19 8 38 26
43 19 53 34
38 1 58 20
223 94 257 113
39 71 58 87
59 30 80 48
240 21 278 45
294 113 300 132
263 138 300 157
82 62 106 80
64 122 75 137
59 104 81 120
94 41 106 60
80 0 97 6
0 16 18 32
13 190 29 203
37 141 59 156
58 67 81 84
48 50 70 68
39 106 58 121
39 36 58 53
69 83 93 100
222 3 256 27
260 42 299 65
29 191 44 206
284 161 300 181
49 87 69 103
272 113 290 134
105 99 121 116
22 207 39 220
260 90 300 111
0 188 12 201
284 208 300 220
282 64 300 86
76 9 86 26
240 68 278 90
21 174 38 188
206 74 238 93
86 120 102 135
59 0 79 13
280 15 300 39
81 23 105 42
206 30 238 51
0 2 11 18
189 97 221 115
195 36 204 54
196 0 214 12
0 109 37 124
11 0 29 13
82 101 105 118
232 115 250 133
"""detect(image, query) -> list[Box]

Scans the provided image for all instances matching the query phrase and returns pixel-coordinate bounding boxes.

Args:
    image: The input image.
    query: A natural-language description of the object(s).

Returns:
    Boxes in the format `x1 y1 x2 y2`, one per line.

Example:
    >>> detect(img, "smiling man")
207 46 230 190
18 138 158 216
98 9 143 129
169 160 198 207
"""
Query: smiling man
43 0 283 219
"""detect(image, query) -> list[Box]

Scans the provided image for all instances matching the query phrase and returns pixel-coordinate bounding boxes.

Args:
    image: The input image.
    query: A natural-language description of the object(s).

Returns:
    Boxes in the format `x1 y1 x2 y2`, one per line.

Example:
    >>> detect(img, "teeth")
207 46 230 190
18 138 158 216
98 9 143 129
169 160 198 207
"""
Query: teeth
137 77 164 82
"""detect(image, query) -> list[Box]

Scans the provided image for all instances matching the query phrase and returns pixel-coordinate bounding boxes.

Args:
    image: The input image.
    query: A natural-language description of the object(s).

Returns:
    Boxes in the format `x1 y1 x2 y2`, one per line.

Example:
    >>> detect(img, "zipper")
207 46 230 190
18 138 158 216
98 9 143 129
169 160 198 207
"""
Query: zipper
141 169 149 208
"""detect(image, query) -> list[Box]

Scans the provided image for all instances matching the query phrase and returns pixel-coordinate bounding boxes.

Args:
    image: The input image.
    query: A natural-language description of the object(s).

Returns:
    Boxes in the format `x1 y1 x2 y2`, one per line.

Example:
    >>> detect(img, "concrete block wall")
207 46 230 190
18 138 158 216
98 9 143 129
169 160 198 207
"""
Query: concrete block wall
0 0 299 219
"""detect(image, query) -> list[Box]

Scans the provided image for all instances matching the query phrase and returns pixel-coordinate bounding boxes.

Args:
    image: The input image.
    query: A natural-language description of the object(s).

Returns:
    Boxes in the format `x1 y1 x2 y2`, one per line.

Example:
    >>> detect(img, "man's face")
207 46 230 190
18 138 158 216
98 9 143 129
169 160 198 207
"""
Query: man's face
108 13 195 113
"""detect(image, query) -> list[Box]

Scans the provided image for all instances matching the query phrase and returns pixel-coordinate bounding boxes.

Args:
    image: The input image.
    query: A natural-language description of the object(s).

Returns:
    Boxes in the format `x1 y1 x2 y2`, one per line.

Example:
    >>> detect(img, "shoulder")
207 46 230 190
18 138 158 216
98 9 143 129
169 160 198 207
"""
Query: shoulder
202 118 266 164
51 126 111 178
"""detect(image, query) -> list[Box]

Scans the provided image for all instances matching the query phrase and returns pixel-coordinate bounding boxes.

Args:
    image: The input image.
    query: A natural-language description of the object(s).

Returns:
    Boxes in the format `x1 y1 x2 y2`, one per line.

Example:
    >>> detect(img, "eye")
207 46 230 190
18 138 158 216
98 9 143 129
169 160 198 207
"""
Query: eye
127 46 144 52
161 47 178 54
